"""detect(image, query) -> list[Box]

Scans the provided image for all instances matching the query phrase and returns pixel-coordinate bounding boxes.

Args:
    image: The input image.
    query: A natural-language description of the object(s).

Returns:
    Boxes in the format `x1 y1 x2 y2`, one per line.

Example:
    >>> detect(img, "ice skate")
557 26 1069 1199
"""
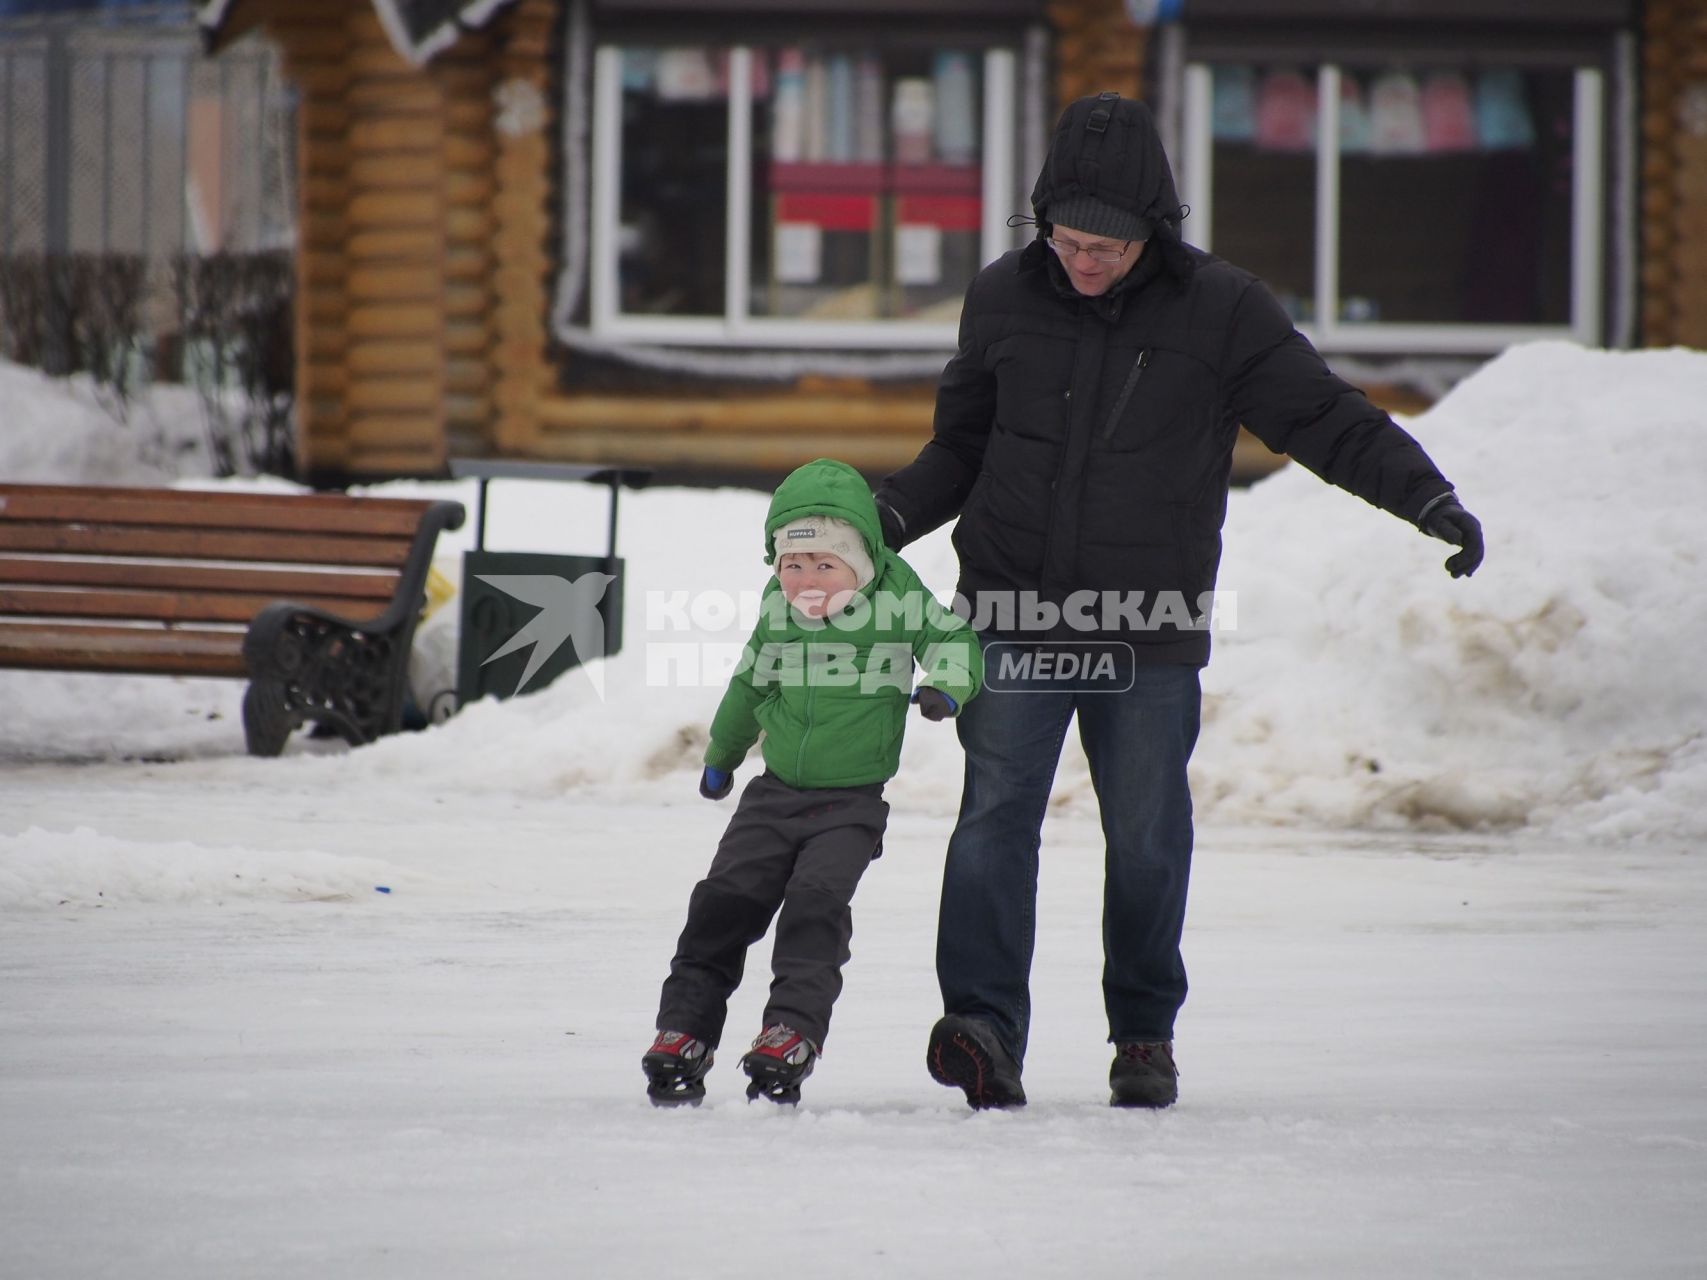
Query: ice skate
642 1030 714 1107
739 1024 817 1105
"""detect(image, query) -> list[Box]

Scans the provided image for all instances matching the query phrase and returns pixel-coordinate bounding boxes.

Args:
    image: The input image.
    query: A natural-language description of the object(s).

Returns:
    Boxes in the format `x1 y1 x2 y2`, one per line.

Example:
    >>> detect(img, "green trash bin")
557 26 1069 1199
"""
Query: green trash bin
448 460 651 706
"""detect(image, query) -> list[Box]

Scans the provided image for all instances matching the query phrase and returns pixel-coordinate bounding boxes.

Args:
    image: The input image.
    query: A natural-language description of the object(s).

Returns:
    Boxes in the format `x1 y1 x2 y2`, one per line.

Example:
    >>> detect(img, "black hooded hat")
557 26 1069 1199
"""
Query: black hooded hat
1029 92 1193 282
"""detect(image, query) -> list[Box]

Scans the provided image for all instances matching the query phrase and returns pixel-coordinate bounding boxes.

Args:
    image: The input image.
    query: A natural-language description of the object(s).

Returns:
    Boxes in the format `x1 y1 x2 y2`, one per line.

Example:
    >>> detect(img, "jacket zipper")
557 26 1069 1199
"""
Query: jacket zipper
796 658 815 782
1100 347 1151 442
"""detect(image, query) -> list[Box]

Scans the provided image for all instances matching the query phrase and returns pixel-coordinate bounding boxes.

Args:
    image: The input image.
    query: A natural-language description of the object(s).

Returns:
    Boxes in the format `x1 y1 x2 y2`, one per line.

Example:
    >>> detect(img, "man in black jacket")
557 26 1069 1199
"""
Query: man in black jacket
876 92 1483 1111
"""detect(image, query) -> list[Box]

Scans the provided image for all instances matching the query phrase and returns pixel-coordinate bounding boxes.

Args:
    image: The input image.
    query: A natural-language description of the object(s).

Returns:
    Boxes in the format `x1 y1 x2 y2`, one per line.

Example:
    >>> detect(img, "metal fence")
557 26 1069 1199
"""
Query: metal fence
0 2 295 372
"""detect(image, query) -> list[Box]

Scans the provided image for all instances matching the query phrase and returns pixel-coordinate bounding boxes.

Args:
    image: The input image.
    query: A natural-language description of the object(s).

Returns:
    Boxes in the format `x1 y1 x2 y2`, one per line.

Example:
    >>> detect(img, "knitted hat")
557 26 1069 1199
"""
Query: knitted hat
1045 194 1151 244
772 515 875 590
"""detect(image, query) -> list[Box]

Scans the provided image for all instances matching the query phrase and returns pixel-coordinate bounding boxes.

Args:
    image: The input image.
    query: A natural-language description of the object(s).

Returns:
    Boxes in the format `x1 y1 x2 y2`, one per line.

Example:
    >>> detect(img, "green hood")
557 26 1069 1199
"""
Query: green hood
763 458 882 568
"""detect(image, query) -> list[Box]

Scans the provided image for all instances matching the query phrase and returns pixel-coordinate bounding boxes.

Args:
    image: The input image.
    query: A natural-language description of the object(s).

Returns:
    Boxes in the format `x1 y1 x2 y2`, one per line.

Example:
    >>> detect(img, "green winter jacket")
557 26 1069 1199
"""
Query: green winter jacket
705 458 983 789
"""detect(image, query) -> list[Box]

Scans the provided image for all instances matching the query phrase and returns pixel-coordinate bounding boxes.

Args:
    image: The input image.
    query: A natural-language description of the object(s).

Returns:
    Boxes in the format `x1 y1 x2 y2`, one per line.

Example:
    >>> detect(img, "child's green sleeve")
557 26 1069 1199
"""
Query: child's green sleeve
911 590 982 710
705 618 771 772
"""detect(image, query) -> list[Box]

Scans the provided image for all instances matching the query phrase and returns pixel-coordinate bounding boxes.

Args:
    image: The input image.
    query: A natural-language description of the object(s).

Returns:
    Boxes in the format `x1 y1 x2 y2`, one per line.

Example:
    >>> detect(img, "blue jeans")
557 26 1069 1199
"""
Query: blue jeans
937 659 1201 1066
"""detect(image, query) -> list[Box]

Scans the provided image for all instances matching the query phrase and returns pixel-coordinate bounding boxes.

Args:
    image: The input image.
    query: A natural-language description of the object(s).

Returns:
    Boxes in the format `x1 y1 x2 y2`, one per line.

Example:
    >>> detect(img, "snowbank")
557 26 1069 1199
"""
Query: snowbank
0 360 208 483
1194 341 1707 839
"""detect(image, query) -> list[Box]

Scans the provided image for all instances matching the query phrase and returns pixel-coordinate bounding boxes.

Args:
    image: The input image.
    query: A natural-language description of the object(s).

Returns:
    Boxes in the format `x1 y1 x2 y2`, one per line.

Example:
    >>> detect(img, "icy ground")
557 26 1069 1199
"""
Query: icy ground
3 762 1704 1278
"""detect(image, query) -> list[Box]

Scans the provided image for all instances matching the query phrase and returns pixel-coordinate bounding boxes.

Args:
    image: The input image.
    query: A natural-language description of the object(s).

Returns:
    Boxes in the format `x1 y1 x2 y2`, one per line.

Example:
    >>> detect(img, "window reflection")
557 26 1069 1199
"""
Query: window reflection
1208 62 1575 328
750 45 983 323
617 48 730 318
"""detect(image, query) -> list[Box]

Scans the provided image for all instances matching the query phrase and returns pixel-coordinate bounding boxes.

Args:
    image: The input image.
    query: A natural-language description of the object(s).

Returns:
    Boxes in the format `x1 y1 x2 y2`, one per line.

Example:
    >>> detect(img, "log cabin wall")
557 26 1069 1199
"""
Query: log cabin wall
1048 0 1147 107
257 3 509 481
1642 0 1707 348
488 0 558 455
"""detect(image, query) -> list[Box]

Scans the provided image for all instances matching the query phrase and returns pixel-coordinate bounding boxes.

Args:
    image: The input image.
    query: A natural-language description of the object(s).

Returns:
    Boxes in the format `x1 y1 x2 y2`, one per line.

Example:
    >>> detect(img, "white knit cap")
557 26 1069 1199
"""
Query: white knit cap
772 515 875 589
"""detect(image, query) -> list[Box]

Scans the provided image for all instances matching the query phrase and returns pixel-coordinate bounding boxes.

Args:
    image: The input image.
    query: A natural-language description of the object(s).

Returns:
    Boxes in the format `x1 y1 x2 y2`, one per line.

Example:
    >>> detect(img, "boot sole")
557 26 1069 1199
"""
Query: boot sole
741 1053 814 1105
642 1050 712 1106
1109 1077 1177 1108
927 1017 1026 1110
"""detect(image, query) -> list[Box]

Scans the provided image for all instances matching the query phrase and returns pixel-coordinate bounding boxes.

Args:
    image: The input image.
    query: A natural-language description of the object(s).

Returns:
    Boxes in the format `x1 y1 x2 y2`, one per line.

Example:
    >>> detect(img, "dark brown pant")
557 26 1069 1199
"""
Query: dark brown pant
656 771 889 1050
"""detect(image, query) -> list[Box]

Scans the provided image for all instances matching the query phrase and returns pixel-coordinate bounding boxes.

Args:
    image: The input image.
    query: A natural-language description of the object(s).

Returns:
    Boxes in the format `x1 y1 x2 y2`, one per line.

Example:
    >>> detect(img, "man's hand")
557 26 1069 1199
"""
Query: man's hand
699 766 733 800
1420 495 1484 579
912 687 958 721
874 496 907 552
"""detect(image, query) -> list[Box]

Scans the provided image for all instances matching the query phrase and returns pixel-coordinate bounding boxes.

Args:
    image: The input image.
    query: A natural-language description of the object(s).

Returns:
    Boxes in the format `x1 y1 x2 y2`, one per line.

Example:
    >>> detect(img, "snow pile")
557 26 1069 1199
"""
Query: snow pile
1192 341 1707 839
0 826 421 909
0 359 207 483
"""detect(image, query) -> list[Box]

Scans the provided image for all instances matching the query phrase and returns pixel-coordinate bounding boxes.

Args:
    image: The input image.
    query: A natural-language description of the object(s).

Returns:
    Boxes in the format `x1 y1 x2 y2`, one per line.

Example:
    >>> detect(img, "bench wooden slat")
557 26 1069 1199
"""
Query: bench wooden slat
0 555 400 603
0 621 247 676
0 485 440 538
0 483 467 754
0 586 393 626
0 523 416 568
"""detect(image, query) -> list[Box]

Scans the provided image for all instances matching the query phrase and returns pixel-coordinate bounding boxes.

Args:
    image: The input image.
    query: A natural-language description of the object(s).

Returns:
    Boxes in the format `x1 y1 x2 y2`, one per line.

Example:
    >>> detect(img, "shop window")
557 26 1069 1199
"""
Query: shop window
592 41 1018 348
1182 59 1603 351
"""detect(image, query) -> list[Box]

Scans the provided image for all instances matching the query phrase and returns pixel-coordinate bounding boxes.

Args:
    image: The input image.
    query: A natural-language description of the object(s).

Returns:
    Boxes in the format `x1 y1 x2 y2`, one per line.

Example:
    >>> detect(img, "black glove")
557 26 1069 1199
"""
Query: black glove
1420 495 1484 579
873 495 907 551
912 687 958 722
699 766 733 801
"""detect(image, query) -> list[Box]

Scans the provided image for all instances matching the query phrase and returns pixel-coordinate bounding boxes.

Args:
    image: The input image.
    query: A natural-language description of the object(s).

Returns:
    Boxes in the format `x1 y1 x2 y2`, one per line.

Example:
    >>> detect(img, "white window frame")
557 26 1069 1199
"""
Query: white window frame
590 42 1018 349
1179 60 1604 353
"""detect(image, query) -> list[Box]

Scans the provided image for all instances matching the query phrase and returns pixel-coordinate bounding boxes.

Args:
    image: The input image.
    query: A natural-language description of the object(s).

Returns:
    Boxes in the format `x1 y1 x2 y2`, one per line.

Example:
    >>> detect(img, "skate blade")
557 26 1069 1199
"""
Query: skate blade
646 1079 706 1107
745 1077 801 1105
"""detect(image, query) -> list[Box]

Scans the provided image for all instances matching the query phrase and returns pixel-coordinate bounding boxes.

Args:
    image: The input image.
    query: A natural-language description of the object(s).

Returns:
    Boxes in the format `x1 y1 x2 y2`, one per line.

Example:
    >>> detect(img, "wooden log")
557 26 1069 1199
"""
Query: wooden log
345 416 443 450
349 118 441 154
349 341 441 376
305 292 348 322
533 393 935 436
292 64 352 98
445 100 489 130
345 154 447 191
445 358 490 394
348 378 442 413
444 134 495 169
345 80 442 115
347 265 441 303
350 228 442 261
302 252 345 287
432 66 494 98
302 344 346 379
347 305 441 339
446 208 495 239
522 427 925 475
446 247 490 281
346 43 418 78
342 448 448 477
442 394 489 426
446 171 496 204
445 325 489 356
299 101 351 136
348 191 441 228
444 285 487 318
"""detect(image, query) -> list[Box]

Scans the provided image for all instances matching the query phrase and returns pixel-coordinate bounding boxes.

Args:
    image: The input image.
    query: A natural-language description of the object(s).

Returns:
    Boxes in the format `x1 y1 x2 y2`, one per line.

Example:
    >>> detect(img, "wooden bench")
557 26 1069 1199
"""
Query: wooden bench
0 483 465 756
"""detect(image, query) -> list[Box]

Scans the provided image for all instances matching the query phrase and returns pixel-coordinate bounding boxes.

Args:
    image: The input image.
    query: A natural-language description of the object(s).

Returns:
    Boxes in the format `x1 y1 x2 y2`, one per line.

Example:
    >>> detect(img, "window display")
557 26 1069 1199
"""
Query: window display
601 40 1011 341
1202 60 1587 337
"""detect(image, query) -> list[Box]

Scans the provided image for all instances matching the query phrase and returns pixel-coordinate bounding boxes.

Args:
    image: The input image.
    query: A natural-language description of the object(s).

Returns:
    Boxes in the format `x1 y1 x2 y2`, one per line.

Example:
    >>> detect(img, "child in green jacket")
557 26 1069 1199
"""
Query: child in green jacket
643 458 982 1106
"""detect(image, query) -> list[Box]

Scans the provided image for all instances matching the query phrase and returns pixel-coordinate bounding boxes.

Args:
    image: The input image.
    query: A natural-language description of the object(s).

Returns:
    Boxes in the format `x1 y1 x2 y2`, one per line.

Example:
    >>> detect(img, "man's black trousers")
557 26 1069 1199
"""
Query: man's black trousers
656 771 889 1051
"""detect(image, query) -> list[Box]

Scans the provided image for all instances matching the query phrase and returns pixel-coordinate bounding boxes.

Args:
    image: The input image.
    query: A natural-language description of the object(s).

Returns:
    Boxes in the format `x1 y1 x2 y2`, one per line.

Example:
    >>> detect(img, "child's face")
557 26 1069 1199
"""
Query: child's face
776 551 860 619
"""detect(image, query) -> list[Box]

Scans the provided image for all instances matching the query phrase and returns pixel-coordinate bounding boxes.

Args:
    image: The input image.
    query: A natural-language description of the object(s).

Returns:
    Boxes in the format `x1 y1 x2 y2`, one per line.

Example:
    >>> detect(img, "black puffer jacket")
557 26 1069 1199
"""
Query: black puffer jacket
878 94 1454 666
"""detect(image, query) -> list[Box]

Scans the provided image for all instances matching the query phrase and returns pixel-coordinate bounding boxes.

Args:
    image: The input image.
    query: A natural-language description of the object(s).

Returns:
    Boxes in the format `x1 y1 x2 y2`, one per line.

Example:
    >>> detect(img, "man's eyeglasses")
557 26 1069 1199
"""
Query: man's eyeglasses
1046 236 1131 265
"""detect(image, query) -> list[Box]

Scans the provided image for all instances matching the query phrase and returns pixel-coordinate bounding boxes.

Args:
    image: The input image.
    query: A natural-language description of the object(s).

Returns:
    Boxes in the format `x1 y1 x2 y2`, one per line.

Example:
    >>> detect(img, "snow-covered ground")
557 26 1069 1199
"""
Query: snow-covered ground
3 345 1705 1277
